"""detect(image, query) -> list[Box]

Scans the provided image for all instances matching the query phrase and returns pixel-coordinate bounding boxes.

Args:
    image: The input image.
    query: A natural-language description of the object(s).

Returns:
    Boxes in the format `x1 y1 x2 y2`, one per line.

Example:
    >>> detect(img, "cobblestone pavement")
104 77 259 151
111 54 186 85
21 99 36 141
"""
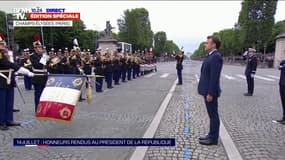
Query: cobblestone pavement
144 62 228 160
219 64 285 160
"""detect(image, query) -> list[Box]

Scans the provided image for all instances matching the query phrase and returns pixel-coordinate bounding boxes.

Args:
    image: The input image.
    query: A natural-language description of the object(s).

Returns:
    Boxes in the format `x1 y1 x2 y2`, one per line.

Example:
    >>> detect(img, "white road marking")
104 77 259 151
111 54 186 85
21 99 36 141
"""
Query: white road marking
17 82 24 86
130 79 178 160
236 74 246 80
254 75 275 82
220 121 243 160
195 74 199 82
144 73 156 78
160 73 169 78
266 75 279 80
222 74 236 80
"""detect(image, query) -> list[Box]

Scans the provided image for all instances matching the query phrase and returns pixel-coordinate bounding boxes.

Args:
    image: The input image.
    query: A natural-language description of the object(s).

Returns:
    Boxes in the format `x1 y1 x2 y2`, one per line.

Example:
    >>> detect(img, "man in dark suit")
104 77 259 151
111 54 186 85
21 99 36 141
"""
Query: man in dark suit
198 35 223 145
277 58 285 124
244 48 257 96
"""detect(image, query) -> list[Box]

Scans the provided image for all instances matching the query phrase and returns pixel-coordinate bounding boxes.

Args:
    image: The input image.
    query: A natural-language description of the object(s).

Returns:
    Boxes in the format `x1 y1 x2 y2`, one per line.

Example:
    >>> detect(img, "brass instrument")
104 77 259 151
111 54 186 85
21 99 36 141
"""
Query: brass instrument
24 59 32 68
49 57 61 67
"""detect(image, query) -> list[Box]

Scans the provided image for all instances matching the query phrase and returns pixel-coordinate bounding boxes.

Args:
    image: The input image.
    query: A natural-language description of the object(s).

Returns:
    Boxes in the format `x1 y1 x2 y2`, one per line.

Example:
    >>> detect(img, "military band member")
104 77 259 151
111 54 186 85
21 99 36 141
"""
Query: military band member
175 51 184 85
69 48 85 101
121 52 128 82
113 51 121 85
0 37 34 130
23 48 32 90
60 48 70 74
103 51 113 89
244 48 257 96
277 58 285 124
82 52 92 89
29 40 48 112
132 55 137 79
94 52 104 92
69 49 81 74
127 54 133 81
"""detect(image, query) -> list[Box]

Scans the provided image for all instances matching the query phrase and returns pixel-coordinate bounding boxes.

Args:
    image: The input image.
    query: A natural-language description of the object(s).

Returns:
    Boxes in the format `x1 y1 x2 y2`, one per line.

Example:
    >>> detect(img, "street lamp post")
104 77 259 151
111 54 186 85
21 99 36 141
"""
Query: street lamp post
40 26 45 46
263 44 266 64
5 14 11 50
93 24 99 50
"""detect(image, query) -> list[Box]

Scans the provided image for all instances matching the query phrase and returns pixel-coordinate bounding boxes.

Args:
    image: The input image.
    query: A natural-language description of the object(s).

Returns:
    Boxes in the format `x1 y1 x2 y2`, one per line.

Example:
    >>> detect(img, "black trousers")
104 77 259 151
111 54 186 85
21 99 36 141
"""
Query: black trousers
177 69 182 84
204 96 220 140
280 85 285 119
246 75 254 94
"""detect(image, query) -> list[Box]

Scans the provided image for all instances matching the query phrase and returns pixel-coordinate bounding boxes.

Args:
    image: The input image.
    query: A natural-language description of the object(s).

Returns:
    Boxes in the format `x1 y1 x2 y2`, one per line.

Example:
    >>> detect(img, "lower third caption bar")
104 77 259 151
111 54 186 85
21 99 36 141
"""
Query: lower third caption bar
13 138 176 147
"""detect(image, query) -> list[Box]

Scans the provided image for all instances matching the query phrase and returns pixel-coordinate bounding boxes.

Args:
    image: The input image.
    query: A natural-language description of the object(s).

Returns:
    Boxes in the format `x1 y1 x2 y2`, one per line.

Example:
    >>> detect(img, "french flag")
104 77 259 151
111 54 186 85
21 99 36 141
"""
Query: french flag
36 74 86 123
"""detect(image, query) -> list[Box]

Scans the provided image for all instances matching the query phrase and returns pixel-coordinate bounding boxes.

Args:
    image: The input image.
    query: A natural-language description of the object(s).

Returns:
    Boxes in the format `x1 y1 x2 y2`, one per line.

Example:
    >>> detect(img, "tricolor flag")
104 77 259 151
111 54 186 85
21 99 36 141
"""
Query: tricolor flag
36 74 86 123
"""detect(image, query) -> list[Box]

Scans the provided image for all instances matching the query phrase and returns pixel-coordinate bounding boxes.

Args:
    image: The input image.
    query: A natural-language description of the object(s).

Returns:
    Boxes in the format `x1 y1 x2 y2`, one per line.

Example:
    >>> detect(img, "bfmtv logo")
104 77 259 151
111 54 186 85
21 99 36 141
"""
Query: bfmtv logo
13 7 42 20
13 8 30 20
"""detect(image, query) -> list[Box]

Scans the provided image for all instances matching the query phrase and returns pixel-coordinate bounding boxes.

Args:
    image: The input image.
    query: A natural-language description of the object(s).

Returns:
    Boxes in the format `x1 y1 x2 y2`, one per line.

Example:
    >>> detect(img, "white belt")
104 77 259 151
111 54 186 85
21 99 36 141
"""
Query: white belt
32 68 47 72
0 69 13 85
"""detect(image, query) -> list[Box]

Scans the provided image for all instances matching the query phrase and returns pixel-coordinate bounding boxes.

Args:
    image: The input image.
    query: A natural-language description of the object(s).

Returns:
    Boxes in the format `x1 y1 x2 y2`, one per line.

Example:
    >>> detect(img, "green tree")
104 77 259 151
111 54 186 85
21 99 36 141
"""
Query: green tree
165 40 180 56
192 41 206 57
238 0 277 51
118 8 153 51
153 31 167 56
267 20 285 52
0 11 7 37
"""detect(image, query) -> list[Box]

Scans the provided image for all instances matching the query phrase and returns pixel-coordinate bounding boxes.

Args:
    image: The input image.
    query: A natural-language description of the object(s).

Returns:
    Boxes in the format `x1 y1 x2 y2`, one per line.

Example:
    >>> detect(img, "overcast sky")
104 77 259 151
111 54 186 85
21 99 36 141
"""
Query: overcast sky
2 1 285 52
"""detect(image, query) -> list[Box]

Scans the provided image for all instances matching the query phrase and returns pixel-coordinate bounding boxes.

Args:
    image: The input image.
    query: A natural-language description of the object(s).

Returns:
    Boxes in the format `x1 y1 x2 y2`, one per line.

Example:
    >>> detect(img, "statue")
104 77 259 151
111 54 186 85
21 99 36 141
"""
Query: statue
104 21 114 38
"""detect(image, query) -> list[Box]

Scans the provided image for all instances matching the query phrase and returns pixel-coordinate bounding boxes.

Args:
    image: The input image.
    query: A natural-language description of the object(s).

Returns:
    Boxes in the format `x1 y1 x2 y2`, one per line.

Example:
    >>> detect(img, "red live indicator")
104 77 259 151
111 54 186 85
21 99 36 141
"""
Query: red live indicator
28 13 80 20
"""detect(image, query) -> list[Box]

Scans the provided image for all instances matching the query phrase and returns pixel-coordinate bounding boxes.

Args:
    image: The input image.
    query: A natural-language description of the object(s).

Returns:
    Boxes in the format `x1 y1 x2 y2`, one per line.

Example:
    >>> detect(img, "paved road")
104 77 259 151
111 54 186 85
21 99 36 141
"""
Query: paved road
1 60 284 160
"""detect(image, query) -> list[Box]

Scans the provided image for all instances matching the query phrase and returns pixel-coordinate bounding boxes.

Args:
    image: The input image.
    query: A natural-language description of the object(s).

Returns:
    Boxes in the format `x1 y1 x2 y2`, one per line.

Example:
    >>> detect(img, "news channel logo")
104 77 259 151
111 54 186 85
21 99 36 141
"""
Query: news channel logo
12 7 79 27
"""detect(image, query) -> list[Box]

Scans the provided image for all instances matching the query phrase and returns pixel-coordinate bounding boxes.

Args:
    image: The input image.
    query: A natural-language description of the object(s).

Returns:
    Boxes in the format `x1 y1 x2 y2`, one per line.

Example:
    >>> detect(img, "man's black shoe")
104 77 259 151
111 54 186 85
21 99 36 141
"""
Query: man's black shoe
243 93 253 96
177 83 182 85
277 119 285 124
7 122 21 127
199 139 218 145
0 125 9 131
96 90 103 93
199 135 209 141
13 109 20 112
79 98 86 102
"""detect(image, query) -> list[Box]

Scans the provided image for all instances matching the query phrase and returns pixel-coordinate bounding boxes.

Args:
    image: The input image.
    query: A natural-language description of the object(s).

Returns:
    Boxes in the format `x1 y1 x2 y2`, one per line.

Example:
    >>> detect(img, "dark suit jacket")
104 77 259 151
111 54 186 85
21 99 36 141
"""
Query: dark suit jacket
245 56 257 76
279 60 285 86
198 50 223 98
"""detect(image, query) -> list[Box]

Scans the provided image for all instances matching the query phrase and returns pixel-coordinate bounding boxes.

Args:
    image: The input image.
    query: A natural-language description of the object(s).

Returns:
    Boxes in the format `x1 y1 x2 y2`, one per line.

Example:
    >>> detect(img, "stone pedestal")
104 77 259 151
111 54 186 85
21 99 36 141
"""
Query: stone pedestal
97 37 117 55
274 32 285 68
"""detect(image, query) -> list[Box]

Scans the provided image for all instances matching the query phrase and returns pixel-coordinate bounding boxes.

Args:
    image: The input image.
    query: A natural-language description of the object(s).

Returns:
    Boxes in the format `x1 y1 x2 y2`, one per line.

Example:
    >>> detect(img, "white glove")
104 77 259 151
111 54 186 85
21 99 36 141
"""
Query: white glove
251 73 255 78
43 53 50 62
16 67 34 77
28 71 34 77
39 54 50 65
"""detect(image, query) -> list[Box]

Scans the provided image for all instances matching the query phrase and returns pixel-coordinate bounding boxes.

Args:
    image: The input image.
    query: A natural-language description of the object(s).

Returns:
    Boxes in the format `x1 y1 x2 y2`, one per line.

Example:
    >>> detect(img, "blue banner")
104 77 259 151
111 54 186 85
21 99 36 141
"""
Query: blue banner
14 138 175 147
